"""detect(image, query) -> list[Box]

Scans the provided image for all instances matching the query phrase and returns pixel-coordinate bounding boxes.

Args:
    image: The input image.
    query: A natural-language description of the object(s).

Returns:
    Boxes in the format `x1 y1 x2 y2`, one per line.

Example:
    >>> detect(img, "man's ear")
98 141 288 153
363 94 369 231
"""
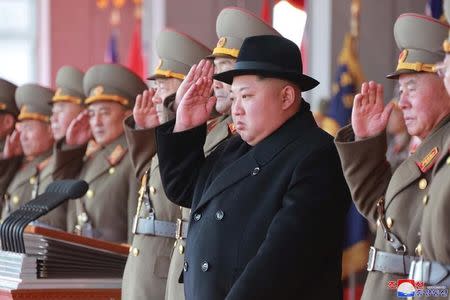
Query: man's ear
280 85 296 110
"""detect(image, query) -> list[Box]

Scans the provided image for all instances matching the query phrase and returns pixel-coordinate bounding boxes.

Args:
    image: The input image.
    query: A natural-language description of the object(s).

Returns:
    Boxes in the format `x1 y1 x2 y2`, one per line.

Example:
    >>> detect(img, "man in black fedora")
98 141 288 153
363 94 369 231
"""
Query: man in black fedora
156 35 351 300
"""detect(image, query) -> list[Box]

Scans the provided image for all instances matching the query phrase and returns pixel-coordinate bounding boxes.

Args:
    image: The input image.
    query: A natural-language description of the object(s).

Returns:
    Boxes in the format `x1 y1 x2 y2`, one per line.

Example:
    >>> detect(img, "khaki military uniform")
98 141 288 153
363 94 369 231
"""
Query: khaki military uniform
0 78 19 154
0 151 69 229
121 29 212 300
58 135 138 243
335 115 450 300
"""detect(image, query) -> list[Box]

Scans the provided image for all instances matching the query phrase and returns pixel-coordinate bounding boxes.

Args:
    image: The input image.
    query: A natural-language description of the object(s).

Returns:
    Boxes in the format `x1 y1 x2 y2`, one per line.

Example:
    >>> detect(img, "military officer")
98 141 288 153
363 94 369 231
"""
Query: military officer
408 2 450 291
58 64 147 243
335 14 450 300
0 79 19 210
0 78 18 153
122 29 210 300
0 84 67 229
50 66 85 141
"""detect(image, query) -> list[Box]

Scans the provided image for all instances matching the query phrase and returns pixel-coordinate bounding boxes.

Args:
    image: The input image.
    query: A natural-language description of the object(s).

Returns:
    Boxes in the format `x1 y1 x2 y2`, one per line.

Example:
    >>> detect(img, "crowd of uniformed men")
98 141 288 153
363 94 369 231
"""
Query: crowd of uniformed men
0 3 449 300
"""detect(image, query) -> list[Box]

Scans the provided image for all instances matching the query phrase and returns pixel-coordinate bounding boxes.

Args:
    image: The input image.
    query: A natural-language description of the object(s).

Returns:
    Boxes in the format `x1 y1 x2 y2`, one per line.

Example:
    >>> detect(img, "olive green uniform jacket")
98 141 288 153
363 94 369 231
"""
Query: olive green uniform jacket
56 134 139 243
0 144 79 230
335 114 450 300
121 114 233 300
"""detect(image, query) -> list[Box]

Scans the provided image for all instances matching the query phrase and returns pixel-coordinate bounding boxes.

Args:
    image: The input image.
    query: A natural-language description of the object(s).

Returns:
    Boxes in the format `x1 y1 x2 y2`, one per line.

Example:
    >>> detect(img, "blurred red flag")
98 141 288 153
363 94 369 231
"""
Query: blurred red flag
127 20 145 79
261 0 271 23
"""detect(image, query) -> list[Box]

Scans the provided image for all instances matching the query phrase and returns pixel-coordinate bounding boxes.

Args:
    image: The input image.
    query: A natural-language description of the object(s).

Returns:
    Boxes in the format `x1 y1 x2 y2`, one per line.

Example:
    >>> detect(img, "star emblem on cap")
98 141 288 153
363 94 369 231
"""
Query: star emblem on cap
217 37 227 47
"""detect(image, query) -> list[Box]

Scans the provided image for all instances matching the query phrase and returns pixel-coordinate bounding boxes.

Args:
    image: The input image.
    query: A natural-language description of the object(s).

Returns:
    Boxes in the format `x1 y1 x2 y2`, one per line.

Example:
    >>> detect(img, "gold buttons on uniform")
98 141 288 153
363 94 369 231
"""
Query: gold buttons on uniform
150 186 156 194
178 244 185 254
12 195 19 205
446 156 450 165
29 176 37 185
422 195 429 205
415 243 423 256
418 178 427 190
386 217 394 229
108 167 115 175
86 189 94 198
132 247 140 256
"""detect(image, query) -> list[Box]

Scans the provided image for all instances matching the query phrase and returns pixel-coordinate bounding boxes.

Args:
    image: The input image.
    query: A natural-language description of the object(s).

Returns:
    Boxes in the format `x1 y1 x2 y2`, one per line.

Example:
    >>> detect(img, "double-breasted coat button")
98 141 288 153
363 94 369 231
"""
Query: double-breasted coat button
446 156 450 165
251 167 260 176
422 195 429 205
418 178 427 190
12 195 19 205
215 210 224 220
193 213 202 221
183 262 189 272
150 186 156 194
386 217 394 229
201 261 209 272
132 247 140 256
108 167 115 175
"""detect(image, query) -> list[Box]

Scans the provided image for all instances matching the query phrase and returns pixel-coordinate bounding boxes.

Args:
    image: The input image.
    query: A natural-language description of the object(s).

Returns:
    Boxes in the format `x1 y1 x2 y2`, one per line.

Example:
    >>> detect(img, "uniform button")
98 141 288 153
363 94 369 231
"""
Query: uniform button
178 244 185 254
251 167 260 176
201 261 209 272
415 243 423 256
418 178 427 190
183 262 188 272
108 167 115 175
86 189 94 199
422 195 429 205
77 212 88 224
446 156 450 165
12 195 19 205
193 213 202 221
132 247 140 256
215 210 224 220
29 176 37 185
150 186 156 194
386 217 394 229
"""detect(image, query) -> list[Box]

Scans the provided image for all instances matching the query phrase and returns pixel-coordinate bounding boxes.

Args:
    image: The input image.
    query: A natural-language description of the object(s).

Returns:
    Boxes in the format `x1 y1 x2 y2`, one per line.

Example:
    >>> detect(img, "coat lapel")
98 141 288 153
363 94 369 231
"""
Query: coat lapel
8 151 51 192
194 150 258 211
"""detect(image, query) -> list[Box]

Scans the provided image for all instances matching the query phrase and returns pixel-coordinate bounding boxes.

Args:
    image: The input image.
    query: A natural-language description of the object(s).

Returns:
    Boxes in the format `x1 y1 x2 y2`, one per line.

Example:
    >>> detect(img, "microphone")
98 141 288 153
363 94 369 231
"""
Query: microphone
0 180 88 253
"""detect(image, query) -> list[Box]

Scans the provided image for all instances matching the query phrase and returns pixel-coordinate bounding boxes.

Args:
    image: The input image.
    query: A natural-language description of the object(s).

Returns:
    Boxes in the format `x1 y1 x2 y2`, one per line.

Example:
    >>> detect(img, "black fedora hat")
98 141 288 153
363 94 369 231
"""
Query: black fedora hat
213 35 319 91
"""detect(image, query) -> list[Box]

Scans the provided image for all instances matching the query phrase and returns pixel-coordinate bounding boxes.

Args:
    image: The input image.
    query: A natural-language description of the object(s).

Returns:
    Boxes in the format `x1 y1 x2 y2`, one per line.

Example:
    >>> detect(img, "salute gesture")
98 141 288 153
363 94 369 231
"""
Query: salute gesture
133 89 159 129
174 59 216 132
352 81 394 139
3 130 23 159
66 110 92 146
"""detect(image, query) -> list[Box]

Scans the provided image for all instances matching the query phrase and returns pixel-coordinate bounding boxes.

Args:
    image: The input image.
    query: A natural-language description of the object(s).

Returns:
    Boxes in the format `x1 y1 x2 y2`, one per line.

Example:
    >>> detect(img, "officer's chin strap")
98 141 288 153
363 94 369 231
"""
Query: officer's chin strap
376 196 409 273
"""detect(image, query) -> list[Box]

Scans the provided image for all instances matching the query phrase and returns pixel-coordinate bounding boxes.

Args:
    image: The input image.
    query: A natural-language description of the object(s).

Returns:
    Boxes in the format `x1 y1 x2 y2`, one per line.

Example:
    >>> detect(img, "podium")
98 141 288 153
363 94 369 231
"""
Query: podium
0 226 129 300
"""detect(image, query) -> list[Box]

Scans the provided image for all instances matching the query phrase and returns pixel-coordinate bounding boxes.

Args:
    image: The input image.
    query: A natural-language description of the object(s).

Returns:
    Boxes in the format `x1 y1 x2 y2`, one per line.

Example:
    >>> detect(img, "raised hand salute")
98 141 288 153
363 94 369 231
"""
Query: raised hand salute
352 81 394 139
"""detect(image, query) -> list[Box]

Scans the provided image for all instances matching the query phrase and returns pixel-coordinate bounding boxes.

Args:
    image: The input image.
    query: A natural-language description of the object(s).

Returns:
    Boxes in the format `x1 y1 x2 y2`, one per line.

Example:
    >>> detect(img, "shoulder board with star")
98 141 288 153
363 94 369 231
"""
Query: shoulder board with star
415 146 439 173
227 122 237 135
108 144 128 166
84 140 101 159
37 157 51 172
